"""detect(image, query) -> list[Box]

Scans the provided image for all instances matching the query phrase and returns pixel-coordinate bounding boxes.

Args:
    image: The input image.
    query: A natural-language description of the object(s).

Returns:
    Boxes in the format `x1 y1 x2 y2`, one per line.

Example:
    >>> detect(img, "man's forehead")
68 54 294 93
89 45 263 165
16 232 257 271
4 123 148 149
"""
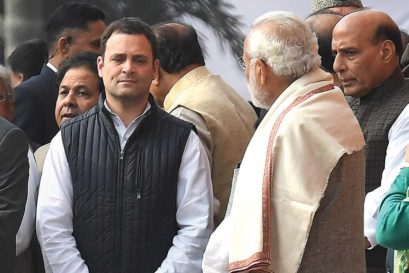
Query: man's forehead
333 20 373 46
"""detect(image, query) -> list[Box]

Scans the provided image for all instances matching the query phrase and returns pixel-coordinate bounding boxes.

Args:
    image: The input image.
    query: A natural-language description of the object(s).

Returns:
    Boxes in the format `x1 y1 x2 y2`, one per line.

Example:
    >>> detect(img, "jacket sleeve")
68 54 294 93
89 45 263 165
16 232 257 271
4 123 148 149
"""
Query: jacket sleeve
376 167 409 250
0 125 29 271
13 85 41 146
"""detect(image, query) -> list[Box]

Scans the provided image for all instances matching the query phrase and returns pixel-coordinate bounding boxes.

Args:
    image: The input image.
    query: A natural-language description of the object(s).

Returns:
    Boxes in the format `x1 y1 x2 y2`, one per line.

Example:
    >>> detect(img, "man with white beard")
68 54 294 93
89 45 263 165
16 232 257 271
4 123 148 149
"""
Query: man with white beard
203 11 366 273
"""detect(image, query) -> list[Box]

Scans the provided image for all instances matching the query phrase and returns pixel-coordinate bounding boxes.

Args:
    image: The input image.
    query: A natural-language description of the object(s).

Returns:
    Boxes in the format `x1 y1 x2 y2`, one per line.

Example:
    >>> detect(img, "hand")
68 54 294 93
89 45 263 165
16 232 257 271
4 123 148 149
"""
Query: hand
365 237 371 249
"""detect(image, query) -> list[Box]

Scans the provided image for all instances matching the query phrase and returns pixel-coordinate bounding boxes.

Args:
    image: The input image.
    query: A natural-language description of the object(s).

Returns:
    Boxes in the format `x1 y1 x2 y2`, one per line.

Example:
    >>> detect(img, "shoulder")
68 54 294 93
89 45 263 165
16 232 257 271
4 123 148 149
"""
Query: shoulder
155 106 195 132
14 67 57 96
0 119 27 155
0 118 25 142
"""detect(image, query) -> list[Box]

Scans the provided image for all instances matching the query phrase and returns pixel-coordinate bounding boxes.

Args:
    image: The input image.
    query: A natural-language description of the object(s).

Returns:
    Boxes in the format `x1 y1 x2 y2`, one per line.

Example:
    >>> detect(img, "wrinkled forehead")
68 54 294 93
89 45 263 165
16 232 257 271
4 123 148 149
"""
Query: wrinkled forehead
333 17 375 46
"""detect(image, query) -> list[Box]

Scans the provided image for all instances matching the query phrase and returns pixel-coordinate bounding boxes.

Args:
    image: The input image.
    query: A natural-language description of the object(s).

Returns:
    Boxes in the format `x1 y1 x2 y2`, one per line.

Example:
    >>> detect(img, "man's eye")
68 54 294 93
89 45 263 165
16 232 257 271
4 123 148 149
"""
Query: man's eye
77 89 89 97
345 51 356 56
59 89 68 96
112 56 125 63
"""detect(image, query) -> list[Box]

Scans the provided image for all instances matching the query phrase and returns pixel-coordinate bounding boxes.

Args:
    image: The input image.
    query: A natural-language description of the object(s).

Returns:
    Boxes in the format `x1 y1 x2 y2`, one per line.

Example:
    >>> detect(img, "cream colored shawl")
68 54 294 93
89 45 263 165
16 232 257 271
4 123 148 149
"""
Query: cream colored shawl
226 69 364 273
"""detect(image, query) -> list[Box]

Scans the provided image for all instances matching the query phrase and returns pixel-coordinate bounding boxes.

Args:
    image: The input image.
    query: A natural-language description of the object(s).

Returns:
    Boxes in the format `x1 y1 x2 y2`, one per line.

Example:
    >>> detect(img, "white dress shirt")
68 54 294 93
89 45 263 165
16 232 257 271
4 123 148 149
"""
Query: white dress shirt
37 102 214 273
16 148 40 255
364 103 409 247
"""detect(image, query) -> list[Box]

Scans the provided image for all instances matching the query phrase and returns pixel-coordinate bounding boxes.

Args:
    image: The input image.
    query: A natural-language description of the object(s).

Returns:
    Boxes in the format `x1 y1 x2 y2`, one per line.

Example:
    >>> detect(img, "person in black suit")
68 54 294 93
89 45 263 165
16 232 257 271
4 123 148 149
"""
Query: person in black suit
13 2 106 150
0 114 29 272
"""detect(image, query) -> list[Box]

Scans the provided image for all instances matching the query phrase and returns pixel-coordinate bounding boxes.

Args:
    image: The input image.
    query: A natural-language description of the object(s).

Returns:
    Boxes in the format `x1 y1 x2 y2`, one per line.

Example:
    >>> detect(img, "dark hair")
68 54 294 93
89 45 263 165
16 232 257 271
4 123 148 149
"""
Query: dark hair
46 2 105 51
373 22 403 58
100 17 157 59
306 12 342 73
57 52 103 92
7 39 48 80
152 23 205 73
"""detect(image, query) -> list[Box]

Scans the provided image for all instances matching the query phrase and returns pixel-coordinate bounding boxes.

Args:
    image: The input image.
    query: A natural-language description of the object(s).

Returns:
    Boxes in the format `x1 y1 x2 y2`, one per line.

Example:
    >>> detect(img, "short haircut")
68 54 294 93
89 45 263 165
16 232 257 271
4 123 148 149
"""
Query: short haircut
248 11 321 81
152 23 205 73
57 52 103 92
100 17 157 59
46 2 105 51
7 39 48 80
372 22 403 58
0 65 13 98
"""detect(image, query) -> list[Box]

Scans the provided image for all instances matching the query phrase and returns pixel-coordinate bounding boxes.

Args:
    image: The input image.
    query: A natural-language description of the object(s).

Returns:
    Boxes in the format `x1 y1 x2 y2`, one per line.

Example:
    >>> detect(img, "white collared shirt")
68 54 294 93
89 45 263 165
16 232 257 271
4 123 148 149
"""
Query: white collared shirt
46 62 57 73
365 103 409 247
36 101 214 273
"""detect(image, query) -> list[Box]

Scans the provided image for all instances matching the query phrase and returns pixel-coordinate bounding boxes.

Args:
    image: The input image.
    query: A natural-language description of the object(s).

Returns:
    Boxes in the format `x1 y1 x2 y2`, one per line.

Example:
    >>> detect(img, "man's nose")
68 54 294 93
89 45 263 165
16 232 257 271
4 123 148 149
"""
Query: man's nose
62 91 76 107
122 59 135 74
333 53 345 73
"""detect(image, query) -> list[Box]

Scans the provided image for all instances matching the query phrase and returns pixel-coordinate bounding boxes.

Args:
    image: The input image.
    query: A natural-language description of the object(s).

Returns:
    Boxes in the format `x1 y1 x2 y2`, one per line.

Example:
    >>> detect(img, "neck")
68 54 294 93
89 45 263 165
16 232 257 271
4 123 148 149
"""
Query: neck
48 55 65 70
106 94 149 127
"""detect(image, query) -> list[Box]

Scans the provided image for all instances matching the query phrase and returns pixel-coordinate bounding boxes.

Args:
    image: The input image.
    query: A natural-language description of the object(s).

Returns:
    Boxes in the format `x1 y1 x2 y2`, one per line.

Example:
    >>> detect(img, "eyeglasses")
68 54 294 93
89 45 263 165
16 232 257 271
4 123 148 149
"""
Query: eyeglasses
238 56 266 70
0 92 12 103
238 56 246 70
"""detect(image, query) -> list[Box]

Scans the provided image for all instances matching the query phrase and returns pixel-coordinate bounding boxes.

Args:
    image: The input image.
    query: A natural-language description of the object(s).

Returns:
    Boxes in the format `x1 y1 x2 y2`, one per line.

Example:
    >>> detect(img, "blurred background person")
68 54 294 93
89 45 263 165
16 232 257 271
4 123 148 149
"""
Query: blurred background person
0 65 40 273
305 10 343 86
7 39 48 88
0 67 29 272
13 2 105 150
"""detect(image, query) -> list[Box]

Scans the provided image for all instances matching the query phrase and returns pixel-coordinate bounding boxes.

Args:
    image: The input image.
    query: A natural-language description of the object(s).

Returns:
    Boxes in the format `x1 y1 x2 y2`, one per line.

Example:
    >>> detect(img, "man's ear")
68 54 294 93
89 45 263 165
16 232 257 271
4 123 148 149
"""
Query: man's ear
380 40 395 63
97 56 104 77
152 65 161 86
57 36 71 58
152 59 160 83
256 59 268 85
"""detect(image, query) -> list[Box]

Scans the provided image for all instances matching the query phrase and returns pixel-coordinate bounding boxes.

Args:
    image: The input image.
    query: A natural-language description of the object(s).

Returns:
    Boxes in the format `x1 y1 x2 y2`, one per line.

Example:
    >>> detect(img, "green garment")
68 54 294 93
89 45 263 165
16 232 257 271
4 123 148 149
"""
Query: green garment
376 167 409 273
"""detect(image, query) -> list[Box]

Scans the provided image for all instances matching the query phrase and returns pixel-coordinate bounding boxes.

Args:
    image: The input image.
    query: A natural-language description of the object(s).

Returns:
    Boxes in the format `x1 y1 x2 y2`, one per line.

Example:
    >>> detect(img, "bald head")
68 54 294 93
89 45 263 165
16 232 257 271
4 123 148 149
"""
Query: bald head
332 10 402 97
335 10 402 57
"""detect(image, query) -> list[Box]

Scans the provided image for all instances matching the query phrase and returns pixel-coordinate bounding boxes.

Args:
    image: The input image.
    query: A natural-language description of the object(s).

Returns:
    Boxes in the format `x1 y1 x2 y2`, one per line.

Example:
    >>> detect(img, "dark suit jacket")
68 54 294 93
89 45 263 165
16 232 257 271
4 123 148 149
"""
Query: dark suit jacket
13 65 59 149
0 117 29 273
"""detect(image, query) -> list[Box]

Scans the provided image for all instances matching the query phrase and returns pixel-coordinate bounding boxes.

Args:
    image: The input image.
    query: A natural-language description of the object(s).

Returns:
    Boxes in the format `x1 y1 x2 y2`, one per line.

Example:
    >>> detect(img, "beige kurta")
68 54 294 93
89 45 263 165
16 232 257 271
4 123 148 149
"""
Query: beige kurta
203 68 366 273
164 66 257 225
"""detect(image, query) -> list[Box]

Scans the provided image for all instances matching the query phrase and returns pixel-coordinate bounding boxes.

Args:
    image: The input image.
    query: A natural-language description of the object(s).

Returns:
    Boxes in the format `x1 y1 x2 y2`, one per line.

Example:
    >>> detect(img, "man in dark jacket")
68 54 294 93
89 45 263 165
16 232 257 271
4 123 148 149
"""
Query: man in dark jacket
332 10 409 273
36 17 213 273
13 2 105 149
0 115 29 272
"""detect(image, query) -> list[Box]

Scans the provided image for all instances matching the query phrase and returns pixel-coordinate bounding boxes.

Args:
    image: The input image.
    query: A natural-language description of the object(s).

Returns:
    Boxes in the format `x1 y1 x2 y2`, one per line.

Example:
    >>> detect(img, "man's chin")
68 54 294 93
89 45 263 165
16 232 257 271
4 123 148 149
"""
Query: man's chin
60 117 72 125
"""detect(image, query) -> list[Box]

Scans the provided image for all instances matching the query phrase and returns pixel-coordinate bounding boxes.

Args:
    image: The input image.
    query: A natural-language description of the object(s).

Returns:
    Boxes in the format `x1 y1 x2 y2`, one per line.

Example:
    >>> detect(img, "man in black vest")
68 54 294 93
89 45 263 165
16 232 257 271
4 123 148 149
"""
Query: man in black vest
332 10 409 273
36 17 214 273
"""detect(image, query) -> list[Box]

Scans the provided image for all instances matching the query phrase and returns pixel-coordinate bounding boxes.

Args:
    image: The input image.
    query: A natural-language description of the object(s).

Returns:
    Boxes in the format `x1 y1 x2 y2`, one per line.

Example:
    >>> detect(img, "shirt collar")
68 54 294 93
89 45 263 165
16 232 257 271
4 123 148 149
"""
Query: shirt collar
103 100 151 127
46 62 58 73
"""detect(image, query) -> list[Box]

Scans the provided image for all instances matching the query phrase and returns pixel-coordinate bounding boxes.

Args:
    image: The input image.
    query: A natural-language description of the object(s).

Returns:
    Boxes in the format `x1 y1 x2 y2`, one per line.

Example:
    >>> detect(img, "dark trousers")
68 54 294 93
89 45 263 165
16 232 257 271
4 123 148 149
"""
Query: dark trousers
386 248 394 273
366 245 387 273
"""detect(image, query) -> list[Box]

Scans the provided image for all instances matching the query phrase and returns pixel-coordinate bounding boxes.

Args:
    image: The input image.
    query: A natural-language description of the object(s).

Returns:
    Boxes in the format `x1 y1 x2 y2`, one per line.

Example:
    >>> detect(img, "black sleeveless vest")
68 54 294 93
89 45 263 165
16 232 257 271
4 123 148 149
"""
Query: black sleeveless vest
61 96 194 273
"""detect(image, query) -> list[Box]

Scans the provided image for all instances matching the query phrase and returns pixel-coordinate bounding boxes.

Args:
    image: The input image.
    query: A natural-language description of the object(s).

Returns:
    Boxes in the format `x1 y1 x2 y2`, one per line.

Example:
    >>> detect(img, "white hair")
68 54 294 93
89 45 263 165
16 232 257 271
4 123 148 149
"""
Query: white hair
0 65 13 97
248 11 321 81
